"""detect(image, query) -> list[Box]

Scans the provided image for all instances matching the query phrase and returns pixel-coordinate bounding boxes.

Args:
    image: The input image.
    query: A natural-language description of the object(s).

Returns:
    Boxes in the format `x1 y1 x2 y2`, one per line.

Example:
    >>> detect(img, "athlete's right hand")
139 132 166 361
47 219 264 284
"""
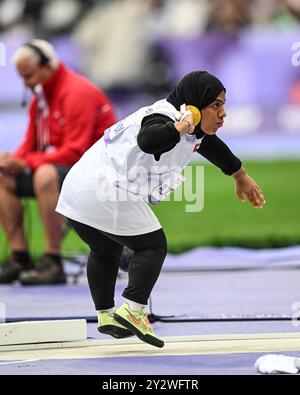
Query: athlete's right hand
186 105 201 126
176 110 195 136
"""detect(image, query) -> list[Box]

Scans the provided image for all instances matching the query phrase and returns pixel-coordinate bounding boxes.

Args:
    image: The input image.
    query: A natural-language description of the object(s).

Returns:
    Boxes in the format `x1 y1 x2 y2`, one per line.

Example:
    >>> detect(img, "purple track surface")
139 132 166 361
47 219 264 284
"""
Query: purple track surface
1 351 299 375
0 268 299 320
0 263 300 375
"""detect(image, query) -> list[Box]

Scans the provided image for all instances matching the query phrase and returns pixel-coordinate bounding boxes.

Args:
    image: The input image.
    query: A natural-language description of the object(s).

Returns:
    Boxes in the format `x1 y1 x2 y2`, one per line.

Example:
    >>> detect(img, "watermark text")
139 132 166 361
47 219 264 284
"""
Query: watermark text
0 42 6 67
291 42 300 67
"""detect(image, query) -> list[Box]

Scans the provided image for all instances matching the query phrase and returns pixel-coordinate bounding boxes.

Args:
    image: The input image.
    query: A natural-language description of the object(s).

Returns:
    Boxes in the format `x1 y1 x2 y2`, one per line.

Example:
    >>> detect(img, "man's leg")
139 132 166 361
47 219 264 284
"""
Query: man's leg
19 164 67 285
0 173 33 283
0 173 27 251
33 164 65 254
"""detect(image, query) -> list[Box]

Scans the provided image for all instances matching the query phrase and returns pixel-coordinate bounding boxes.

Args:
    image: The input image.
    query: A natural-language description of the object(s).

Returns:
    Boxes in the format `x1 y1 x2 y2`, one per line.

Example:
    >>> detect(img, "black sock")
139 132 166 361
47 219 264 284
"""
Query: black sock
12 251 30 266
45 253 62 266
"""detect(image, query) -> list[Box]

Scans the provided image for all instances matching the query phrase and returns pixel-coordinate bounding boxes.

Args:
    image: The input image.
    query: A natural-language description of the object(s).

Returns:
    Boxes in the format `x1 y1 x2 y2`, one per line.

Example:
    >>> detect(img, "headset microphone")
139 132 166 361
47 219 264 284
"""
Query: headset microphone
21 87 30 108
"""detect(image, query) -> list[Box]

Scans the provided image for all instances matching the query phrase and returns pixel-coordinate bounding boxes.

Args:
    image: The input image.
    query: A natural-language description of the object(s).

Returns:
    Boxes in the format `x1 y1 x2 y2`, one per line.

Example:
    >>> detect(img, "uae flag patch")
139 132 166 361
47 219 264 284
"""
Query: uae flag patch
193 143 201 152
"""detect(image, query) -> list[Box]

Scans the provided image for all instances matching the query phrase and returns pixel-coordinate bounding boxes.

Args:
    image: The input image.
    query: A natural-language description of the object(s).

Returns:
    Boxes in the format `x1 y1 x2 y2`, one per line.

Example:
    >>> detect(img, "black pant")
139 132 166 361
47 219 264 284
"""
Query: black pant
15 165 71 197
68 218 167 310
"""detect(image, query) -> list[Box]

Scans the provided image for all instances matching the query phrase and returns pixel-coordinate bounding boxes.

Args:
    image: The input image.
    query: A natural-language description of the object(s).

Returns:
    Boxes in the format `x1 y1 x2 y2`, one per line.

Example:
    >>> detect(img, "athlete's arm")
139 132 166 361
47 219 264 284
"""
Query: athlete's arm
197 134 242 176
137 114 180 155
138 114 242 173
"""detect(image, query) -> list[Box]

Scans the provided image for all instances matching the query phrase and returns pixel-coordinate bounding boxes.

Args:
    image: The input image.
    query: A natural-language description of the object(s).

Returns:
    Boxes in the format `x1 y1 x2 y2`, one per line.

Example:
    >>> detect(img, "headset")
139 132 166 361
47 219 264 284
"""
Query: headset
23 42 50 66
20 43 50 107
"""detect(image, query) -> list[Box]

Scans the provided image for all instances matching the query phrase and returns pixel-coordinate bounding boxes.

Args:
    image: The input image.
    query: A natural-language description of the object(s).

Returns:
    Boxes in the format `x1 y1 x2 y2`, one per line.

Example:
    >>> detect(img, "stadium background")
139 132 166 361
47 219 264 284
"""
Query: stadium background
0 0 300 259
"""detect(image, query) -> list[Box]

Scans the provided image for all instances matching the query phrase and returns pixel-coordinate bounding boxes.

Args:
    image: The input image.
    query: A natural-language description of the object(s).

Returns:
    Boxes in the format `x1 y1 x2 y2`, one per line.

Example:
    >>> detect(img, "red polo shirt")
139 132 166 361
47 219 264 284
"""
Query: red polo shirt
13 63 116 170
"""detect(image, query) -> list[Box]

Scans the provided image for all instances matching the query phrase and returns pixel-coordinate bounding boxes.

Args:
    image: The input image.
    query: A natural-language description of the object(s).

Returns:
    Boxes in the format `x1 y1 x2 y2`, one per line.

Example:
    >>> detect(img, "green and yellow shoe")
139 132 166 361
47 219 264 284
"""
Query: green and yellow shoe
97 311 134 339
114 303 164 348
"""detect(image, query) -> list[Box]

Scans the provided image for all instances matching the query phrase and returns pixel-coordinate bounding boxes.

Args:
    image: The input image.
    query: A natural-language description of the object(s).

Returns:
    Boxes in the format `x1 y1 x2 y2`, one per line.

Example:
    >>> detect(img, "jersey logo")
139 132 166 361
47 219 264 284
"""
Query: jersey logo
193 143 201 152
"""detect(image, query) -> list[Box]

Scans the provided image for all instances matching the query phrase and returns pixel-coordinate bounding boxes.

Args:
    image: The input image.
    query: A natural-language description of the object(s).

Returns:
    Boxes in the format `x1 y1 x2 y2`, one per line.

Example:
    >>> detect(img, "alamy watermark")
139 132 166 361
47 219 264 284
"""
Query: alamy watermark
291 42 300 67
95 163 205 213
0 42 6 67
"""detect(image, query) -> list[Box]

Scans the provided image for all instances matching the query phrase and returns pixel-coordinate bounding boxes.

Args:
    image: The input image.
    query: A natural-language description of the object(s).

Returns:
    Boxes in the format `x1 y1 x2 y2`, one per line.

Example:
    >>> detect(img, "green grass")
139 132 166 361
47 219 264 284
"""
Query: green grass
0 160 299 259
152 160 300 252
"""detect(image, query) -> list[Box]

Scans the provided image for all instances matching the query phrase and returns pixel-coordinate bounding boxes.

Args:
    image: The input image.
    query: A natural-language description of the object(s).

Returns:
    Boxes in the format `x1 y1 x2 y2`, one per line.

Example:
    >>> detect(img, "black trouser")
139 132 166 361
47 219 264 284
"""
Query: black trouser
15 165 71 197
67 218 167 310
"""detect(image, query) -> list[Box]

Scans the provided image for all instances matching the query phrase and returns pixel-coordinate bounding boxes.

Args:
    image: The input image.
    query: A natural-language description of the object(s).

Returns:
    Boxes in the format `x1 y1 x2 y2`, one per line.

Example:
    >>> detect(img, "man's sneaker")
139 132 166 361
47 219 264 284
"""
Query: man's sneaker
0 257 34 284
114 303 164 348
97 311 134 339
19 255 67 285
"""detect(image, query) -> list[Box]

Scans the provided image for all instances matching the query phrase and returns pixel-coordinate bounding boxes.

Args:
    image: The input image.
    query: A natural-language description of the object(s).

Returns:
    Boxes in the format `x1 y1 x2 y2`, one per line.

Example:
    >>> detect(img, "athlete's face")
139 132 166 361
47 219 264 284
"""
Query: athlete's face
200 91 226 135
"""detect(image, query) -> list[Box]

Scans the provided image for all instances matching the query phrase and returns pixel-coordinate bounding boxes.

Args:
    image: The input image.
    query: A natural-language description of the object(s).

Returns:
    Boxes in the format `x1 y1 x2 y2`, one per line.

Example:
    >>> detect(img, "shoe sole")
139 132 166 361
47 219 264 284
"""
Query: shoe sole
114 313 164 348
98 325 134 339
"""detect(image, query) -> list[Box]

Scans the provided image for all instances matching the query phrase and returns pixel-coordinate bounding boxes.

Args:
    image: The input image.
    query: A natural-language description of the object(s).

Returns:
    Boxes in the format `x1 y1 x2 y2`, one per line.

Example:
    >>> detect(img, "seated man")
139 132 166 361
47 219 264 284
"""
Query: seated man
0 39 117 285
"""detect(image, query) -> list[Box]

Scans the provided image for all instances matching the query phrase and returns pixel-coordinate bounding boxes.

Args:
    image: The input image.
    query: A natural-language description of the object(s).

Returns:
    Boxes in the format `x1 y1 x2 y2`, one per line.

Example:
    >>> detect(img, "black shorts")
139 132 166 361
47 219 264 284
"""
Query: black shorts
15 165 71 197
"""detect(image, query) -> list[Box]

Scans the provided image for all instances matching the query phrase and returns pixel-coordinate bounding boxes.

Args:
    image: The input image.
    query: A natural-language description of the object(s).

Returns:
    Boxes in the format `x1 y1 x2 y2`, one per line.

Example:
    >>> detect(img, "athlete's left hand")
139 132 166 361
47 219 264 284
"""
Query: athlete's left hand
233 167 266 208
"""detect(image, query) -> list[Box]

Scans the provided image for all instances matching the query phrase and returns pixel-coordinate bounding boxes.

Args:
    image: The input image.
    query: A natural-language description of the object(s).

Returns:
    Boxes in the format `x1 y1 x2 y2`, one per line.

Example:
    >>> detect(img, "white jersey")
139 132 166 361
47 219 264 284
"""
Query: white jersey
56 99 204 235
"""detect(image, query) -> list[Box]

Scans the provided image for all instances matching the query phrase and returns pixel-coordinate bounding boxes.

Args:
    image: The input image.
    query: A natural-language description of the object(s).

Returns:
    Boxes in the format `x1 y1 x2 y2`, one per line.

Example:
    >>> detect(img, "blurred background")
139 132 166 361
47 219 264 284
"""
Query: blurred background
0 0 300 257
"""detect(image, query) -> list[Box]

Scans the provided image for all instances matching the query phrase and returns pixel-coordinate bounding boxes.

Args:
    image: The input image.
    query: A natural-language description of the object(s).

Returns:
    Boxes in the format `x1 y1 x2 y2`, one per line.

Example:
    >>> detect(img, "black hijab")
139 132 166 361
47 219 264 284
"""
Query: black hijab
167 71 226 111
